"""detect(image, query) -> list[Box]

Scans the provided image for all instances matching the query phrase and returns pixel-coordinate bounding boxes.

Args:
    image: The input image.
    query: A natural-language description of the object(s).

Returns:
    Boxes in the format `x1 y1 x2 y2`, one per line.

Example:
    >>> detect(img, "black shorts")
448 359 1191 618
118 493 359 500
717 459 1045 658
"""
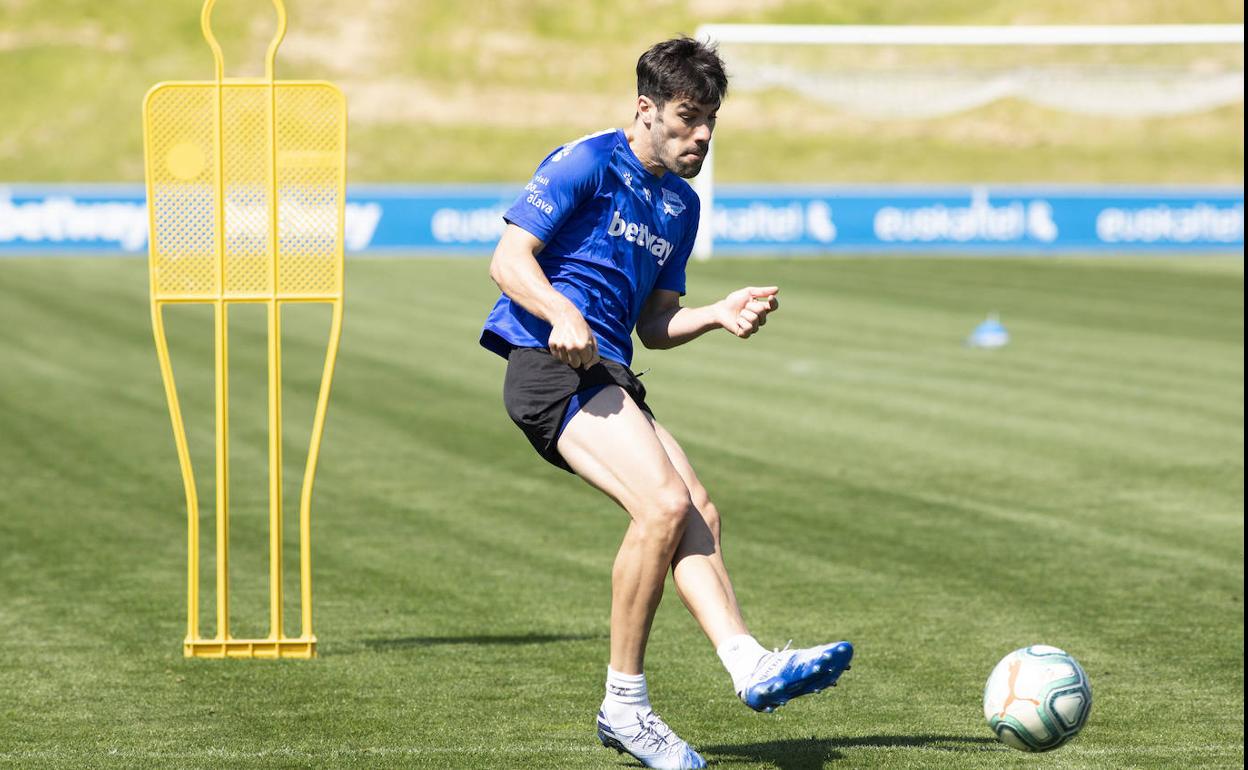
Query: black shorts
503 346 653 473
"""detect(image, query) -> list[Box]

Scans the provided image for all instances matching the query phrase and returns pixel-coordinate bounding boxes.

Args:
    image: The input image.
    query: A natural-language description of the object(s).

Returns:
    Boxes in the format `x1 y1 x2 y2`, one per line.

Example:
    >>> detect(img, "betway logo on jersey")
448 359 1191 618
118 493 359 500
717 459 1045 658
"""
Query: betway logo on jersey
607 210 675 264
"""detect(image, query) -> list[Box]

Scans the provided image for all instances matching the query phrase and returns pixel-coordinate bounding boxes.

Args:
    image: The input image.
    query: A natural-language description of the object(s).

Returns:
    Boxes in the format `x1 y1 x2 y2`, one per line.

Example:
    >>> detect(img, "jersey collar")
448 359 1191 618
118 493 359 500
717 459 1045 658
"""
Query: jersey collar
614 129 668 183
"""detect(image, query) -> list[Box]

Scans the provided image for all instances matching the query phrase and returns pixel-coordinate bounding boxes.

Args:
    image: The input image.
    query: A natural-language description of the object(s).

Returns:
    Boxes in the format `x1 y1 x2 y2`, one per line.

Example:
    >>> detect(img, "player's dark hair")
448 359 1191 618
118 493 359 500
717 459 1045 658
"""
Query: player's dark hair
636 37 728 109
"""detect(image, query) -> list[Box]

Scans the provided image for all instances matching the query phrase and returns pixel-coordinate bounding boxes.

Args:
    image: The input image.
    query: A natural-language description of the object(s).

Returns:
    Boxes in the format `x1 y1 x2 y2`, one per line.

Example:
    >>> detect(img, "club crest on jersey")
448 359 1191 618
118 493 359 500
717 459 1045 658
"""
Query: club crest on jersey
660 189 686 217
607 210 675 265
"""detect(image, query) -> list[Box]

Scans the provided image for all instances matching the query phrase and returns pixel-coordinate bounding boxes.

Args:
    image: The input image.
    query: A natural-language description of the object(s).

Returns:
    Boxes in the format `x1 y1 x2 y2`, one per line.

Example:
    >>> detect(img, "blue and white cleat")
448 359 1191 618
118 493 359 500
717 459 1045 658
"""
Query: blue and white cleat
596 708 707 769
740 640 854 713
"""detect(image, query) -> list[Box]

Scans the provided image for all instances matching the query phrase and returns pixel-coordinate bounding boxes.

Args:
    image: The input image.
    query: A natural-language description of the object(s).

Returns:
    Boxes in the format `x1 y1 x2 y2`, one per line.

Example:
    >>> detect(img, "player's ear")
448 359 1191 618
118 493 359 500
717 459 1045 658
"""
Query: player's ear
637 95 657 128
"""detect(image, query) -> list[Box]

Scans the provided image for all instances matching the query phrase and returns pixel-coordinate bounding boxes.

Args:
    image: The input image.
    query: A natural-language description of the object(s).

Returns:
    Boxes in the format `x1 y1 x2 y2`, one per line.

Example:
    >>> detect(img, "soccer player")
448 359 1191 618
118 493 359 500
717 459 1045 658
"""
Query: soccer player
480 37 853 770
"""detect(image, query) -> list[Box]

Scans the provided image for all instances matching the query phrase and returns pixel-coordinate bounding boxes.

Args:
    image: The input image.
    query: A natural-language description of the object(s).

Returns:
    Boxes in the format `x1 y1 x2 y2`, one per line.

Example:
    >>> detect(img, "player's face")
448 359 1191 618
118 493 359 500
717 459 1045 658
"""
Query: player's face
649 97 718 178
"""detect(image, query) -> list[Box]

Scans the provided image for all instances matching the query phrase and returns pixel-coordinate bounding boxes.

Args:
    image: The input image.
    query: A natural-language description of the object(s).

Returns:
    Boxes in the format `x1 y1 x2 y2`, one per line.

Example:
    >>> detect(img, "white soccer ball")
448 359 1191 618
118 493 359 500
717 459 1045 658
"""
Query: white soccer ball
983 645 1092 752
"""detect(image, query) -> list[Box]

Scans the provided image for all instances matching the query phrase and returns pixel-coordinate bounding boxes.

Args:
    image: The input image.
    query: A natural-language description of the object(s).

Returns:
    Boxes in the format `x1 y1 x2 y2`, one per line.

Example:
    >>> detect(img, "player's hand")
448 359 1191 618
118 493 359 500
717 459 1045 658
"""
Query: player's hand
717 286 779 339
548 306 601 369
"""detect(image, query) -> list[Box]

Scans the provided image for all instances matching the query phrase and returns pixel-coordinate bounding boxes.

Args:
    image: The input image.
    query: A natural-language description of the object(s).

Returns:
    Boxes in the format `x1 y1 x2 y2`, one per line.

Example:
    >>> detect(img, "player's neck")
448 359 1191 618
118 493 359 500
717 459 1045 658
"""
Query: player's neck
623 125 667 178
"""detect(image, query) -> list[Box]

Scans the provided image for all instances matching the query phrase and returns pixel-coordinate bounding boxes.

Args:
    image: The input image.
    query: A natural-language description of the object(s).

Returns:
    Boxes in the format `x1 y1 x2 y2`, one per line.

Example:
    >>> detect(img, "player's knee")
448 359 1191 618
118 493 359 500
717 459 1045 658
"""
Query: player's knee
685 484 720 540
639 487 694 543
698 500 722 541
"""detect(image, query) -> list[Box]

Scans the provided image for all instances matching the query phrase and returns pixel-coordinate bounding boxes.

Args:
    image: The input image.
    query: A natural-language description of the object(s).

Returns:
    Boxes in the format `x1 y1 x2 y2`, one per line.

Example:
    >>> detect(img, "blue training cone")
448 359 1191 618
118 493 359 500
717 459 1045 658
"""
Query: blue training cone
967 314 1009 349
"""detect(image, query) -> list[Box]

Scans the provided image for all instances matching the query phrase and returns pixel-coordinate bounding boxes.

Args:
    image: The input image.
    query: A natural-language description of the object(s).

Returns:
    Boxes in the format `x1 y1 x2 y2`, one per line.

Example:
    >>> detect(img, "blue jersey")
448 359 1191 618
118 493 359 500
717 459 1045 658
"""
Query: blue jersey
480 129 699 367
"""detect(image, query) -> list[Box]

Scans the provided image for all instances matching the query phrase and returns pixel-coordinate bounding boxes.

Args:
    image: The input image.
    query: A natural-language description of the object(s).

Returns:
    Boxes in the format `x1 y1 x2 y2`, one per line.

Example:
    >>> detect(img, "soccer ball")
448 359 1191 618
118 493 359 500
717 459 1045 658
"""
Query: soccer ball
983 645 1092 752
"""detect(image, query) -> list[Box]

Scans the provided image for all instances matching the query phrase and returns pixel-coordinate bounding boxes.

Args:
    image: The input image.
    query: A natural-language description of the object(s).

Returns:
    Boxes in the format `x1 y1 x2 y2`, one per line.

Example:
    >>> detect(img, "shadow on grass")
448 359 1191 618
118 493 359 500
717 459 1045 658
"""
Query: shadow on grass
362 632 608 651
703 735 1001 769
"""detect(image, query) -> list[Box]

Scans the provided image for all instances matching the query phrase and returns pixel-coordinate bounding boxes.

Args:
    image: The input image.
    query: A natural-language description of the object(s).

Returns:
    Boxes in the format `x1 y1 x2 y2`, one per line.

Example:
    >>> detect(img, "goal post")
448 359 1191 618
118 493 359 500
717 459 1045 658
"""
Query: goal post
692 24 1246 259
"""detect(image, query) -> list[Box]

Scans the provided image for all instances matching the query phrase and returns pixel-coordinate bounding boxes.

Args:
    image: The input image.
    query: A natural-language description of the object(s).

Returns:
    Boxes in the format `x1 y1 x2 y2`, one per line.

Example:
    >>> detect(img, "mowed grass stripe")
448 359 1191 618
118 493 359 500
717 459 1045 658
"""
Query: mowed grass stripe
767 256 1245 336
652 342 1241 499
665 260 1244 451
656 347 1241 464
0 255 1242 769
720 256 1244 357
688 260 1244 390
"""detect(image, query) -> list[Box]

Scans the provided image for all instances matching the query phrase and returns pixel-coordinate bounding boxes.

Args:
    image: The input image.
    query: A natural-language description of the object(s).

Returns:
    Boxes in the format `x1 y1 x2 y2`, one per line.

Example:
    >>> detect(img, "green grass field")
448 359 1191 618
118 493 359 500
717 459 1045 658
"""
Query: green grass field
0 254 1242 768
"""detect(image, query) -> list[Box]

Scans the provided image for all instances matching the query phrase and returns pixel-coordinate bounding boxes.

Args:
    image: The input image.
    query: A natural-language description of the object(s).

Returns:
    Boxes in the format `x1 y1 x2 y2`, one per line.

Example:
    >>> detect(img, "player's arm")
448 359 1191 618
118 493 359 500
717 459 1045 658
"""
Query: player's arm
636 285 780 350
489 224 600 369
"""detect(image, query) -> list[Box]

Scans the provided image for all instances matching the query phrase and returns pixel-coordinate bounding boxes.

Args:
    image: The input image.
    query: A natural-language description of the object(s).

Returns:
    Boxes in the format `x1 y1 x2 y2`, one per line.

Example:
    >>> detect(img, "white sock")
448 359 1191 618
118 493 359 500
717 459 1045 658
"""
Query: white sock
717 634 769 694
602 667 650 724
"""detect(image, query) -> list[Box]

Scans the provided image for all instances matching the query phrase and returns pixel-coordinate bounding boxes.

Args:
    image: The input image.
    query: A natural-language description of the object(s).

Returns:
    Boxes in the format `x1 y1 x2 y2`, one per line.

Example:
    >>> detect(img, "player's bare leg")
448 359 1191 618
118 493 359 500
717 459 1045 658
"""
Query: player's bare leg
647 418 748 645
559 385 720 769
558 386 747 671
561 386 854 723
649 417 854 711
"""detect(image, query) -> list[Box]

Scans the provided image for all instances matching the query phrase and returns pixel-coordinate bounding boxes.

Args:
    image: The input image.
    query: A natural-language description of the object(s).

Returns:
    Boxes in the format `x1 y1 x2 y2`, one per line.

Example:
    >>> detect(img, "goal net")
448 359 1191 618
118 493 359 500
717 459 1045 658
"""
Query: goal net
693 24 1245 257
